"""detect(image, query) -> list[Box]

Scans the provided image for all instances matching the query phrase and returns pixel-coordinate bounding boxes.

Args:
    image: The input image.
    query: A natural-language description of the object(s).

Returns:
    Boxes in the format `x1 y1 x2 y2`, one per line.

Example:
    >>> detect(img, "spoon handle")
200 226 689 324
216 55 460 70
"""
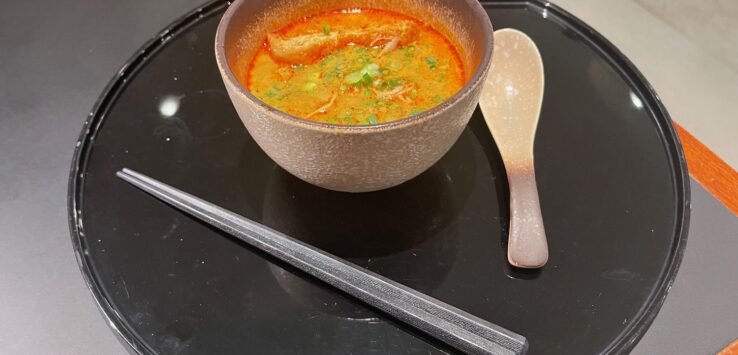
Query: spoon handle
506 165 548 268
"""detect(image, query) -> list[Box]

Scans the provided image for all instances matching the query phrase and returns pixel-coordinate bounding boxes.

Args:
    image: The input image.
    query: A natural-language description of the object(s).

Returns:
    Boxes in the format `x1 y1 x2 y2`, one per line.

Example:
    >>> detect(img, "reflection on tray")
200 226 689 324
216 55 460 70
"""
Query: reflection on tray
262 164 460 319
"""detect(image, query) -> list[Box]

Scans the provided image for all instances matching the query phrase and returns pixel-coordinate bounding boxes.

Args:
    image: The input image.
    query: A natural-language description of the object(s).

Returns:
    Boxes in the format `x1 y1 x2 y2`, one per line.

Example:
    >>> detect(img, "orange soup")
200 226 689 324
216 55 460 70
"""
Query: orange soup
239 8 466 125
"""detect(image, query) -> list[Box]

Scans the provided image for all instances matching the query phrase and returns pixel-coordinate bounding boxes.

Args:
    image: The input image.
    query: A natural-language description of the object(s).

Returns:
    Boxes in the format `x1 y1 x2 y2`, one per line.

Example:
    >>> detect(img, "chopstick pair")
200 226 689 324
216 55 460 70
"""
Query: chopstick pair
117 168 528 355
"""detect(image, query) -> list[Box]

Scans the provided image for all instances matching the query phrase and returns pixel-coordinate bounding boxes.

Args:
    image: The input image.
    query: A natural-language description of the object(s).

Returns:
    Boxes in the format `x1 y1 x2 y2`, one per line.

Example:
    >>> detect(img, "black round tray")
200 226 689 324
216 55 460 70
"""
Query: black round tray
69 1 689 354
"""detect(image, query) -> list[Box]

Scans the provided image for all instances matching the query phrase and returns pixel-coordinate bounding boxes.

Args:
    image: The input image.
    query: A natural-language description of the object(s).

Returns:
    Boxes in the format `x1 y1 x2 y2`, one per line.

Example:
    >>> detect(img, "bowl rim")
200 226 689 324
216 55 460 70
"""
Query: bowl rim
214 0 494 133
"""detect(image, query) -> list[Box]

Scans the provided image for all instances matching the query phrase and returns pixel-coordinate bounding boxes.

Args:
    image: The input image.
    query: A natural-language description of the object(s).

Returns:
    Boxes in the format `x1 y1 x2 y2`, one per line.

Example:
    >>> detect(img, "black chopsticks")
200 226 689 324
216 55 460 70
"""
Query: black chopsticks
116 168 528 355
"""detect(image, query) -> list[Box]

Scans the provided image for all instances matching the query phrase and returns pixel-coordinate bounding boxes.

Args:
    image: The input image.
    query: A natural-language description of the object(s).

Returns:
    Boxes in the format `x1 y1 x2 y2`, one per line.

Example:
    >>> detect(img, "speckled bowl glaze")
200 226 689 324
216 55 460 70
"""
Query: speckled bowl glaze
215 0 493 192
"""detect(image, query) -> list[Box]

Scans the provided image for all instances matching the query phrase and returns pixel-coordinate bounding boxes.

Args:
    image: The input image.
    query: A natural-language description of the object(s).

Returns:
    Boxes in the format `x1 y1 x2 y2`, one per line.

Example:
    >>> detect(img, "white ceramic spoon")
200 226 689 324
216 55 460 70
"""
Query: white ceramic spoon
479 29 548 268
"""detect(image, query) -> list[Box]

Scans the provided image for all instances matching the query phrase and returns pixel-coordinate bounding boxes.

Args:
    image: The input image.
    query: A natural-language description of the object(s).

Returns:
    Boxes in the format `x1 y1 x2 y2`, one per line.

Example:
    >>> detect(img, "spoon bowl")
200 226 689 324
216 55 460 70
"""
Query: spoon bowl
479 28 548 268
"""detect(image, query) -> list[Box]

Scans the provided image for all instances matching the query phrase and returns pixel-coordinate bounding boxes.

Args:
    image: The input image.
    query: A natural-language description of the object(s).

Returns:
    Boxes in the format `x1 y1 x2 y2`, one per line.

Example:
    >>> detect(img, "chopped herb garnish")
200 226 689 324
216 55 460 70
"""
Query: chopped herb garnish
410 108 423 115
265 85 282 99
345 63 381 85
426 56 437 70
302 82 317 92
322 23 330 35
343 71 364 84
387 78 402 88
404 45 416 58
320 54 333 66
367 114 379 124
365 63 380 76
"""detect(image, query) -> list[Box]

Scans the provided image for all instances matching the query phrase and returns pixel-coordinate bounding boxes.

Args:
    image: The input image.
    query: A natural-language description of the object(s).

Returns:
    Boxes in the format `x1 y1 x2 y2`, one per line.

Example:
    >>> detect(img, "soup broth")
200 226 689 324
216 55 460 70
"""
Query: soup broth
239 8 466 125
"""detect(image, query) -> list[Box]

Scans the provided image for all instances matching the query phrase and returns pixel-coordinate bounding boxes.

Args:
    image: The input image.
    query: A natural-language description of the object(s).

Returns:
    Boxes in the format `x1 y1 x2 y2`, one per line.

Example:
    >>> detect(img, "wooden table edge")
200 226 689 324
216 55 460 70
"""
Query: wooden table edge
674 122 738 217
719 338 738 355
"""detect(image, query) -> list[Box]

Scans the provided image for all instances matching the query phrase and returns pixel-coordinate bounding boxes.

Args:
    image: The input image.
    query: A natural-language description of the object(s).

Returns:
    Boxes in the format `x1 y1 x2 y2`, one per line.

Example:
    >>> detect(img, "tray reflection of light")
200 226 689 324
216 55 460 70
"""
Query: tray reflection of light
159 95 180 117
630 92 643 109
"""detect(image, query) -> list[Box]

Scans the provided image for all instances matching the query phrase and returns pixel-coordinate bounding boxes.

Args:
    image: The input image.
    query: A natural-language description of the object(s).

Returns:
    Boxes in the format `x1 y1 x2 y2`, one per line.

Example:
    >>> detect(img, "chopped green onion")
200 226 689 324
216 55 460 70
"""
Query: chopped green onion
345 71 363 84
387 78 401 88
426 56 437 70
367 114 378 124
345 63 381 85
410 108 423 116
322 23 330 35
365 63 380 77
302 82 317 92
320 54 333 66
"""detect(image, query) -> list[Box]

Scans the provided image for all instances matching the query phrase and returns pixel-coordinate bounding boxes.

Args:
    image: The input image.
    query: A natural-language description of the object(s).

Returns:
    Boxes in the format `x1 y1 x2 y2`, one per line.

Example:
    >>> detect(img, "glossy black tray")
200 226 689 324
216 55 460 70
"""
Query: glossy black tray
69 1 689 354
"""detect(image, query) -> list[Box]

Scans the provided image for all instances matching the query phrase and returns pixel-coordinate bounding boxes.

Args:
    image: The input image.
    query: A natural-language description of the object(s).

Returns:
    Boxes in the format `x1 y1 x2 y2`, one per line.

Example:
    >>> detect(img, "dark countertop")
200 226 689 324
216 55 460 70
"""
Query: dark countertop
1 0 736 353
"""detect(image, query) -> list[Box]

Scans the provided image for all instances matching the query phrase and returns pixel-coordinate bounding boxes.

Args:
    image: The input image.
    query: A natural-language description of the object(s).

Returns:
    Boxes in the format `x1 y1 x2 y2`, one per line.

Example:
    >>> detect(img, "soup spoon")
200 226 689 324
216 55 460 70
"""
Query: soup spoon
479 29 548 268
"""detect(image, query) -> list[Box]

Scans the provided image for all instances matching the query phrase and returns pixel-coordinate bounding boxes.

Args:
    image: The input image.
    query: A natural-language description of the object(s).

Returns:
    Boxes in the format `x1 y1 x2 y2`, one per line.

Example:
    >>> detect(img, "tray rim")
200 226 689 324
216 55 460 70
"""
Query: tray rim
67 1 691 354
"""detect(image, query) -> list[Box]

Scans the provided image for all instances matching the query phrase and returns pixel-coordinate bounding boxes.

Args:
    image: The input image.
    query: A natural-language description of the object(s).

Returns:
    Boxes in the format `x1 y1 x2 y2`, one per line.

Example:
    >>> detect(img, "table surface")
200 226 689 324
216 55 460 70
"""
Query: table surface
0 0 736 354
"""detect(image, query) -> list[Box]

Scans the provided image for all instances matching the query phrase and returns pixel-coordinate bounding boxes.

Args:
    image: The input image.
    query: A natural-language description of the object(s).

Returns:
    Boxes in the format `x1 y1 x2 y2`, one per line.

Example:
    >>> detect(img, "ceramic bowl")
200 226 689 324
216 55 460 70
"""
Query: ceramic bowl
215 0 493 192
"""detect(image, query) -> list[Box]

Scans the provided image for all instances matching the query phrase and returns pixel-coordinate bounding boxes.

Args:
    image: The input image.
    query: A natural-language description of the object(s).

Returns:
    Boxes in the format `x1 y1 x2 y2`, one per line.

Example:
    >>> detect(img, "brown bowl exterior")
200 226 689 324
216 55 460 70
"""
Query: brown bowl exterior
215 0 493 192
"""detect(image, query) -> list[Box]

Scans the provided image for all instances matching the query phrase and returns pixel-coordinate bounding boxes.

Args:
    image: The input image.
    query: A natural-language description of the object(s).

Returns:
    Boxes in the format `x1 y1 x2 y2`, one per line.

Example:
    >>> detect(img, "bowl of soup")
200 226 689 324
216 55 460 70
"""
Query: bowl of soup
215 0 493 192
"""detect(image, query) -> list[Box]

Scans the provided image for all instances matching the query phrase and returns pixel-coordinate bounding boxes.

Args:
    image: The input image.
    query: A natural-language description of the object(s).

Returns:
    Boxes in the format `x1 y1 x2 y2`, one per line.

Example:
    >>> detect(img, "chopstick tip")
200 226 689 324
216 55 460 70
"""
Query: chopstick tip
116 168 139 182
